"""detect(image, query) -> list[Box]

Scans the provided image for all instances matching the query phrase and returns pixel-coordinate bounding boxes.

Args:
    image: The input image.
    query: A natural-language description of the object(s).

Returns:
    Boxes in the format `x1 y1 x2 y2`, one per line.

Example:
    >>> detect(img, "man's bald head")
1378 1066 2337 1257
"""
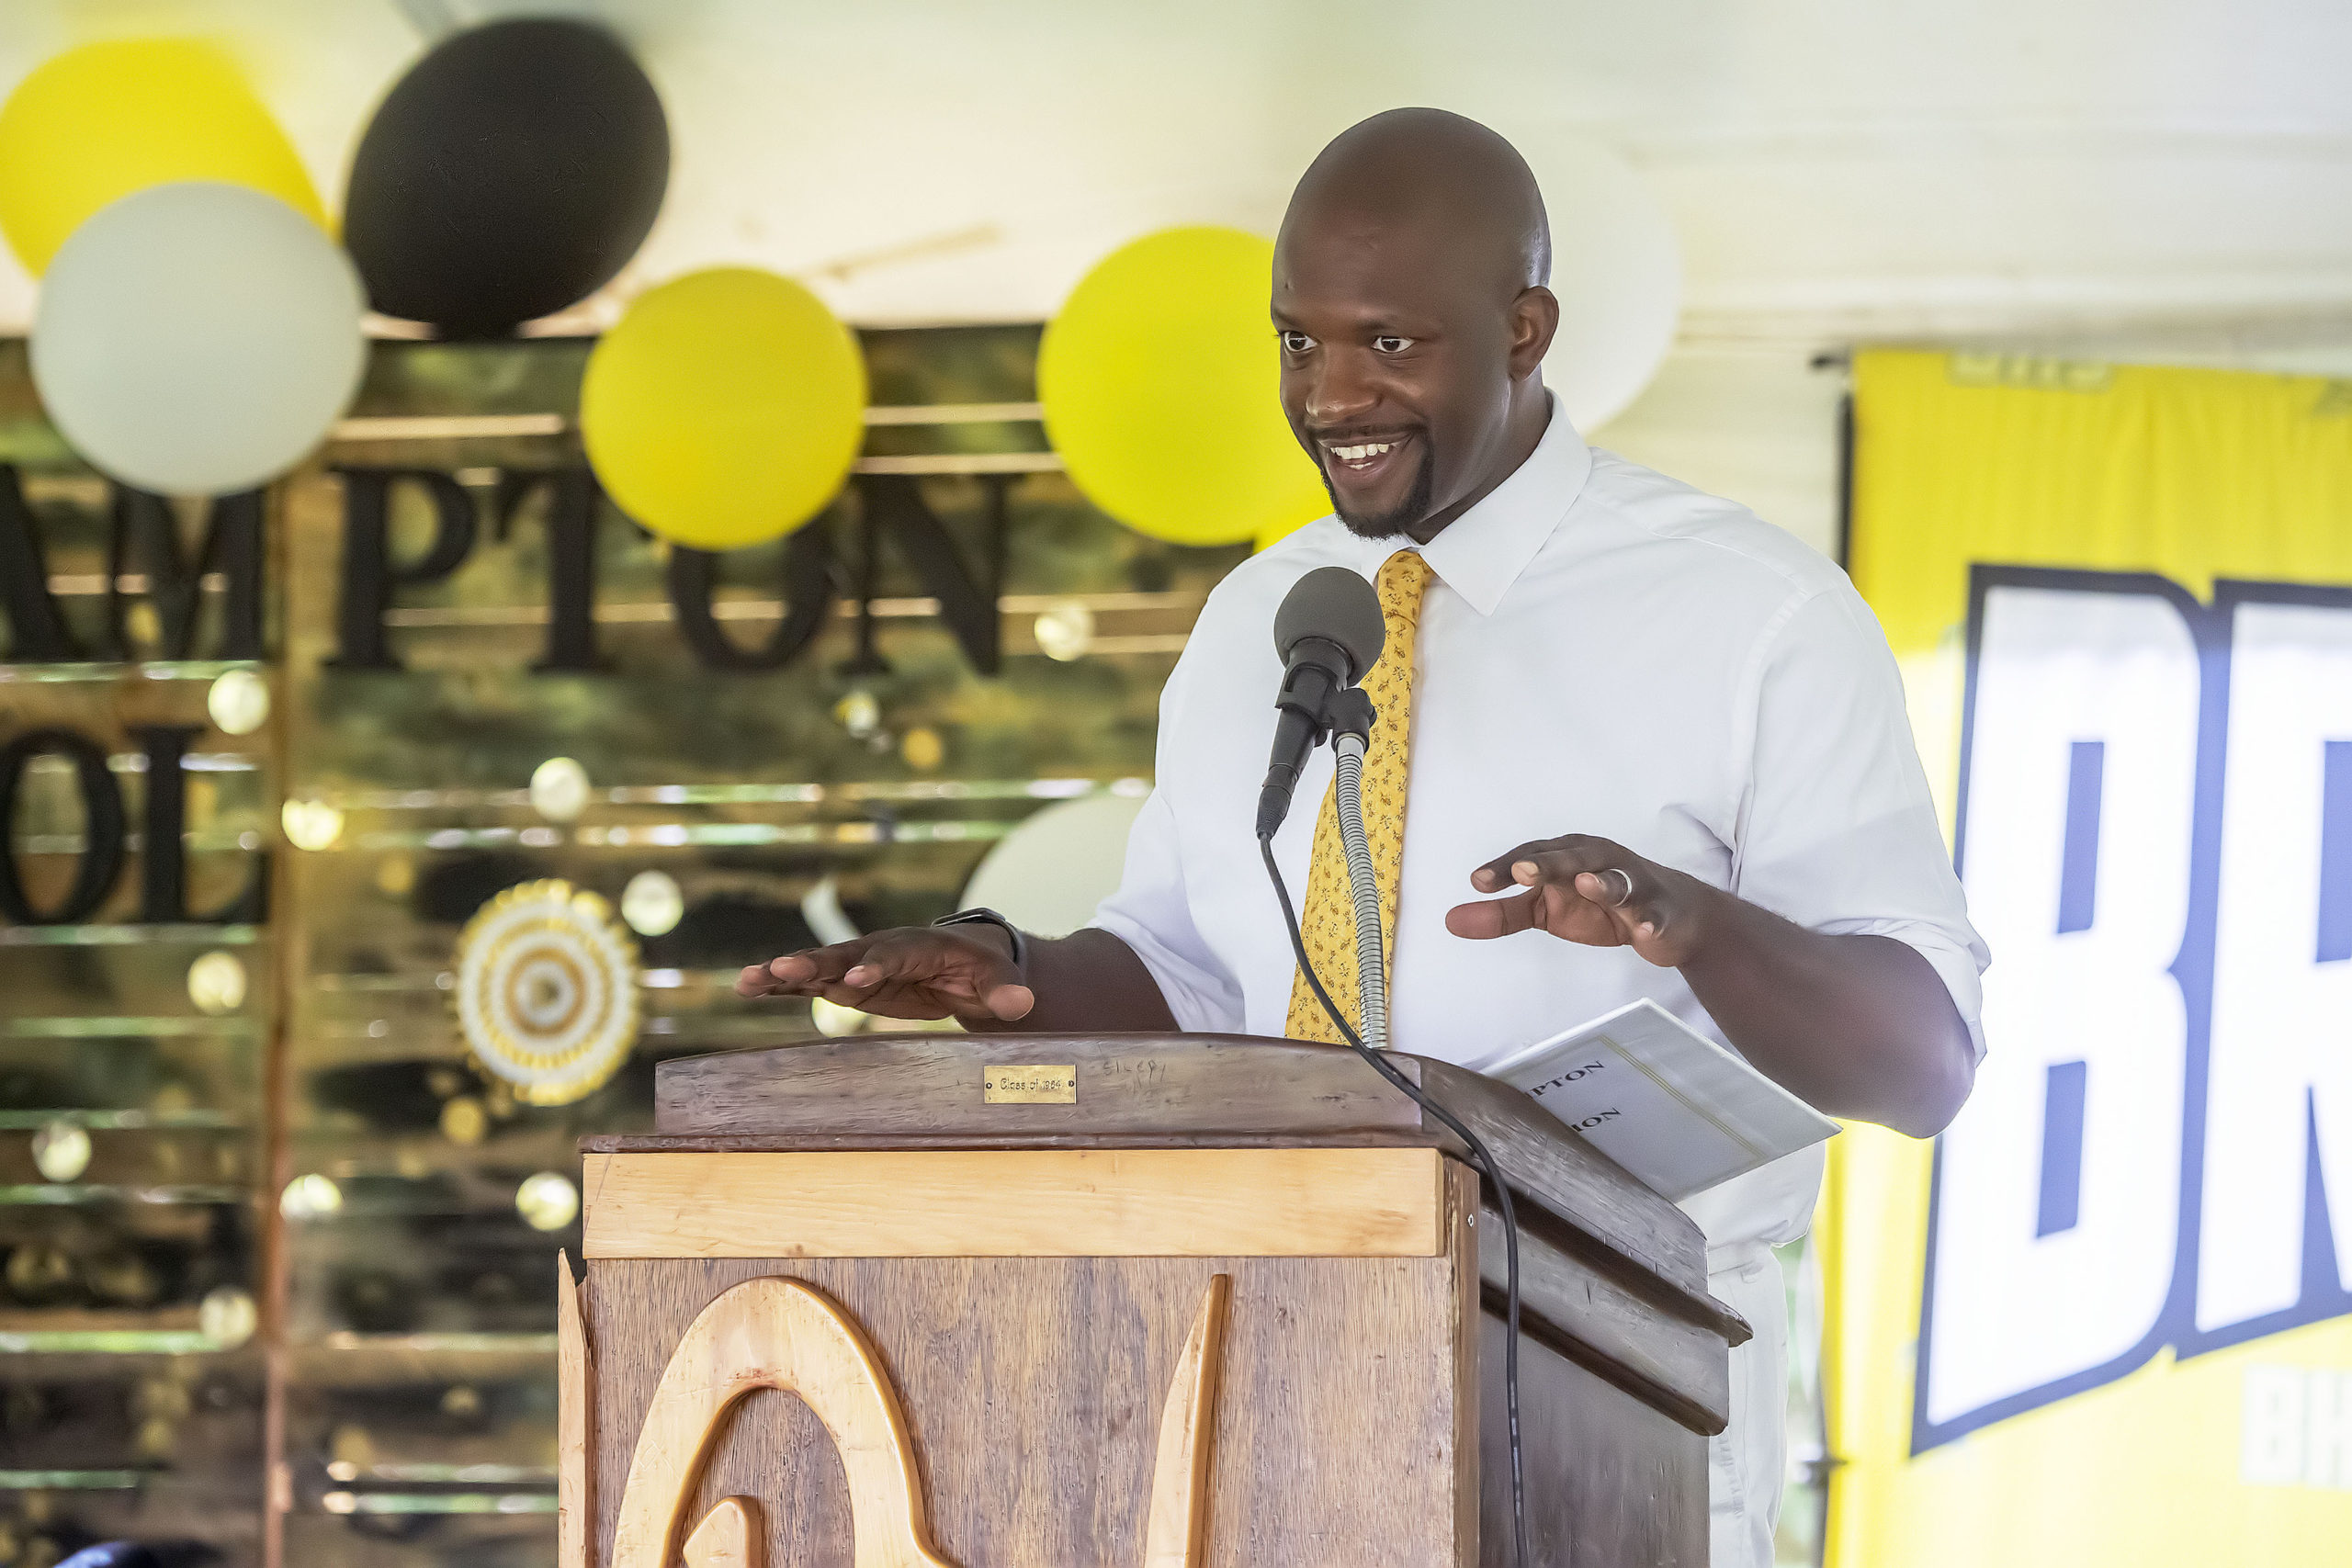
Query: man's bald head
1282 107 1551 298
1272 110 1560 542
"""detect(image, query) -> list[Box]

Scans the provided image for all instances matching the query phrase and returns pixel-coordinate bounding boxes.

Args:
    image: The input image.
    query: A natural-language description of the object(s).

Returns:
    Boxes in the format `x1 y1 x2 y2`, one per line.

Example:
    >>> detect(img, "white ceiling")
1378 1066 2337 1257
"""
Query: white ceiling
5 0 2352 347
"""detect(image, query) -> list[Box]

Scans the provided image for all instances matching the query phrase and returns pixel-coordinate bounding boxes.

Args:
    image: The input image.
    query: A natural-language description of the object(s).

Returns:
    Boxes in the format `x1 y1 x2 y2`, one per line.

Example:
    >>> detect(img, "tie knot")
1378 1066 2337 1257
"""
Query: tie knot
1378 548 1430 590
1376 549 1431 626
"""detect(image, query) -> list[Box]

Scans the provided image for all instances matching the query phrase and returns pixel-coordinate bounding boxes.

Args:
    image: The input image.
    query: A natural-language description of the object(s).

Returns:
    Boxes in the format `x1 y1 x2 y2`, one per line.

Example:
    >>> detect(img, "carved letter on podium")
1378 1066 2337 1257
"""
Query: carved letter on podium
558 1254 593 1568
602 1273 1232 1568
683 1496 763 1568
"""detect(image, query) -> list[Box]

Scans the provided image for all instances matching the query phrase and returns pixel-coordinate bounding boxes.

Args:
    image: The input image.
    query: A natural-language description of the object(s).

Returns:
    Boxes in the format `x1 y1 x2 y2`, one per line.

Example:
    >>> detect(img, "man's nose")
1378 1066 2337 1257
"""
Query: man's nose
1302 348 1380 428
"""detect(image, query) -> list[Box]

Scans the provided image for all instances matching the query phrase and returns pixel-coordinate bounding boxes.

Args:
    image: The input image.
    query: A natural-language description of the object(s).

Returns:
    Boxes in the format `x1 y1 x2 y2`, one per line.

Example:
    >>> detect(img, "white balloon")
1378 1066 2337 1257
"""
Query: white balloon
1521 136 1681 434
31 181 364 495
961 792 1148 939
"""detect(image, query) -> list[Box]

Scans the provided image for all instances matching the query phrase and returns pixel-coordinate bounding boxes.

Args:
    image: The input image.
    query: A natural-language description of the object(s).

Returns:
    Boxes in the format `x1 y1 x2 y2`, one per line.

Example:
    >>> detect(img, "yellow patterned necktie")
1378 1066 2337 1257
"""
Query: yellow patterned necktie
1285 549 1432 1043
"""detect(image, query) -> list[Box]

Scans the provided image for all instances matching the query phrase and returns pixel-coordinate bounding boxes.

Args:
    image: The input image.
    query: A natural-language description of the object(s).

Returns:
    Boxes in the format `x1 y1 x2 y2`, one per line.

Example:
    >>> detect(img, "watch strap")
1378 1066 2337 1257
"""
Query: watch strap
932 907 1026 970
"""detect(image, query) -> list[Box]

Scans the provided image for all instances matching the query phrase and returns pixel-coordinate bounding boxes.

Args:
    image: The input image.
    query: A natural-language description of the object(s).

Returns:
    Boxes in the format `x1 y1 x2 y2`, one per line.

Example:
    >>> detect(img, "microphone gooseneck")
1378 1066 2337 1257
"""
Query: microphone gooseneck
1256 567 1387 839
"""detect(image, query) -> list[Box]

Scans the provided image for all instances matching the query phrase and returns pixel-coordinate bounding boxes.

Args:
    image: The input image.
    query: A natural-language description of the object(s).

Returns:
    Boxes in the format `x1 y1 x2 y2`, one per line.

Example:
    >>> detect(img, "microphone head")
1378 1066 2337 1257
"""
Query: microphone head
1272 565 1386 683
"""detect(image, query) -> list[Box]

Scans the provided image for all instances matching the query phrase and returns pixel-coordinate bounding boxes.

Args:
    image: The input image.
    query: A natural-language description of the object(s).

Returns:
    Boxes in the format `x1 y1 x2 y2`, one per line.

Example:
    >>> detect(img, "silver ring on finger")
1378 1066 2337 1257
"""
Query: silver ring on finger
1601 867 1635 907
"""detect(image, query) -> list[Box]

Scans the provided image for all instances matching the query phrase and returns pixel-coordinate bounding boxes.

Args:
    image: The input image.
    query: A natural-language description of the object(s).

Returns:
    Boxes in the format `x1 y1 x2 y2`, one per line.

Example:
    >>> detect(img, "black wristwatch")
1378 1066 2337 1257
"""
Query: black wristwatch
932 907 1027 970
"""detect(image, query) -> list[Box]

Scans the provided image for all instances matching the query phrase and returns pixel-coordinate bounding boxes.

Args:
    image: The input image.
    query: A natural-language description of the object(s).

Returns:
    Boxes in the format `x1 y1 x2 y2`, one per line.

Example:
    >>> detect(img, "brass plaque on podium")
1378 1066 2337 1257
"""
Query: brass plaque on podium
984 1065 1079 1103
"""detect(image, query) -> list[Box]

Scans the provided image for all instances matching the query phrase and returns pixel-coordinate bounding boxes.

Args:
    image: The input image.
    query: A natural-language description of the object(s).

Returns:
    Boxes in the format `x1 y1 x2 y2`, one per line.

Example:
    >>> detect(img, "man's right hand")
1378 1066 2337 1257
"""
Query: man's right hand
734 925 1035 1024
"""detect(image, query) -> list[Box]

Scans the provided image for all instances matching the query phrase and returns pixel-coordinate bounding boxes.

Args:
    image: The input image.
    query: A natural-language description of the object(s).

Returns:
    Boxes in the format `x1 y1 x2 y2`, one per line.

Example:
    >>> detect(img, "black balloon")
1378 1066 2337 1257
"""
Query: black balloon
344 18 669 337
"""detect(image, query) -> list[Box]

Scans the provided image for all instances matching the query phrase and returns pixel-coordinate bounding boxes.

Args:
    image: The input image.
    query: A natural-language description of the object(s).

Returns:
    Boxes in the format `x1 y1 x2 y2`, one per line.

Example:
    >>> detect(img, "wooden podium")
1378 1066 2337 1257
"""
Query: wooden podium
563 1034 1747 1568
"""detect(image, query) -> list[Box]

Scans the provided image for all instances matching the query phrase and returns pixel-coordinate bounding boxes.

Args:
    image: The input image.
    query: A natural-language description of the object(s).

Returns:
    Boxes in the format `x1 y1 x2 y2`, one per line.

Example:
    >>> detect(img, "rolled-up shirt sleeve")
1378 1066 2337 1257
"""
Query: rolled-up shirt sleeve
1731 581 1990 1058
1088 653 1246 1033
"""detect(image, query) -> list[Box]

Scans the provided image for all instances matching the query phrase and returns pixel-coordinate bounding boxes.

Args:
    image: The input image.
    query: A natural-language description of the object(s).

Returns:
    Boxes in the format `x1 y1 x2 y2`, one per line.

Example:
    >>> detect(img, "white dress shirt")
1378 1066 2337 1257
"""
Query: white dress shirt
1091 395 1986 1566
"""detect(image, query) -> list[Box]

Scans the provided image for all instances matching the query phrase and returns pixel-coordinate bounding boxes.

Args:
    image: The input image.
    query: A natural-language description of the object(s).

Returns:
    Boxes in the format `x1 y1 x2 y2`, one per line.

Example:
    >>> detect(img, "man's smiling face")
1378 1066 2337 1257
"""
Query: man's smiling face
1272 216 1516 540
1269 109 1558 544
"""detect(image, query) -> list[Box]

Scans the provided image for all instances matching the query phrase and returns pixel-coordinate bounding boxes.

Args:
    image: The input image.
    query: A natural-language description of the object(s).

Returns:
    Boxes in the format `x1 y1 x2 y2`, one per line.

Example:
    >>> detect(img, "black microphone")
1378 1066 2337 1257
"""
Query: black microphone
1256 566 1386 839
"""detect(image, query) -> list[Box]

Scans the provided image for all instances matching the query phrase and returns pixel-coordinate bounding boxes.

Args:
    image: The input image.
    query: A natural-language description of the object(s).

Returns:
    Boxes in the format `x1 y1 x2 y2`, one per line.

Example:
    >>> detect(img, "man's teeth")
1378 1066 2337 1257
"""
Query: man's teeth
1330 442 1394 463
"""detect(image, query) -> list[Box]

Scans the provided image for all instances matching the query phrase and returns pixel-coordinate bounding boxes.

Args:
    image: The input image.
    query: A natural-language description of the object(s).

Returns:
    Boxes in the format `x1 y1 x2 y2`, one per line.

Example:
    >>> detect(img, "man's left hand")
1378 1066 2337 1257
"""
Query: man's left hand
1443 834 1712 968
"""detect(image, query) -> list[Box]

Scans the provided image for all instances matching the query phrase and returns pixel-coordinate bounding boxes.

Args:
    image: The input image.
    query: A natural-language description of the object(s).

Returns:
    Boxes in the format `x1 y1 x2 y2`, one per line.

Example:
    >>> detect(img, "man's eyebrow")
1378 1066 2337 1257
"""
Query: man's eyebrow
1352 310 1442 337
1272 300 1442 334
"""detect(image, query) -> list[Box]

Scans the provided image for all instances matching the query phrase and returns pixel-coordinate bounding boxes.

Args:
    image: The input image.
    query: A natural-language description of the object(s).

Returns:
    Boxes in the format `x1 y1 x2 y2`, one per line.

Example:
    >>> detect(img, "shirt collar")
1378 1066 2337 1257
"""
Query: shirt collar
1408 391 1591 617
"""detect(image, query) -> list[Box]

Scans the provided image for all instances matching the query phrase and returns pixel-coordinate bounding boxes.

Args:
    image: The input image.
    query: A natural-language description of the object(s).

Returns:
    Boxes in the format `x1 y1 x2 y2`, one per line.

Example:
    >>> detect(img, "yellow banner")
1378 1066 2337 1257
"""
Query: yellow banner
1828 350 2352 1563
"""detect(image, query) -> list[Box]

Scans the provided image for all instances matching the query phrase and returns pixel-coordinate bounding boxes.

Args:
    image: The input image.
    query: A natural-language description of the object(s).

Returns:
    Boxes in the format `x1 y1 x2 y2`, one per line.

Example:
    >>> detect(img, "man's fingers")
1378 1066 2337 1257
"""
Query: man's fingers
826 940 929 998
768 941 865 985
1450 860 1656 948
1470 840 1563 893
1573 867 1635 908
1470 836 1625 893
764 953 818 985
1445 886 1544 939
1453 838 1690 964
742 940 872 999
1507 846 1620 889
822 969 1031 1021
981 983 1036 1021
827 930 1028 1010
742 927 1030 1020
1571 868 1667 939
1511 851 1663 933
1456 841 1625 937
739 954 818 998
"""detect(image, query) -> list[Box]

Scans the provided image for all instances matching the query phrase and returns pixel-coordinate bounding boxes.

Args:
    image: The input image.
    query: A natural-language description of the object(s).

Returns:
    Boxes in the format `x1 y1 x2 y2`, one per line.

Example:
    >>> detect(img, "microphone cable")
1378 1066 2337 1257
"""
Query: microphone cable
1258 832 1531 1568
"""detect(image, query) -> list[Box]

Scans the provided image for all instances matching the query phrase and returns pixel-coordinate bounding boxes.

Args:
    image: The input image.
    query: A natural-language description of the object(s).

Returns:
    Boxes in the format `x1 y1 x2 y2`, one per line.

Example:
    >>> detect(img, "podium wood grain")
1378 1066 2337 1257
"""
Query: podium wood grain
655 1033 1429 1141
633 1036 1728 1306
572 1035 1740 1566
582 1146 1447 1259
588 1162 1486 1568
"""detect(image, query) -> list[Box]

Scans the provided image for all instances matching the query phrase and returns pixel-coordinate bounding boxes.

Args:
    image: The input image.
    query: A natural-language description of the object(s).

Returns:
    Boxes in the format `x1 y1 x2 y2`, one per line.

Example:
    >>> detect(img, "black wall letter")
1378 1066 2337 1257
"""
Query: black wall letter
133 726 266 925
667 521 836 672
0 729 125 926
0 466 83 662
329 468 478 671
107 488 266 661
496 467 607 673
855 475 1003 675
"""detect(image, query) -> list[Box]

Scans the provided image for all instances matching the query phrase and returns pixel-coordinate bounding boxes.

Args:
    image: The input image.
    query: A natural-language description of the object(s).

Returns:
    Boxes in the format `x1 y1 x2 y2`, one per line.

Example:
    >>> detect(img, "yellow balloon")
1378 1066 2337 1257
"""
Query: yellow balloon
0 39 326 275
581 268 867 551
1039 226 1329 547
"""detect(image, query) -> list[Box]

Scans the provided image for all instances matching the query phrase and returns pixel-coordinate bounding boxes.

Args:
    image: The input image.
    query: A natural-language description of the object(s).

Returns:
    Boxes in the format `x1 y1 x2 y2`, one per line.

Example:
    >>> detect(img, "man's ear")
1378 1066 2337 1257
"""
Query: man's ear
1509 286 1560 378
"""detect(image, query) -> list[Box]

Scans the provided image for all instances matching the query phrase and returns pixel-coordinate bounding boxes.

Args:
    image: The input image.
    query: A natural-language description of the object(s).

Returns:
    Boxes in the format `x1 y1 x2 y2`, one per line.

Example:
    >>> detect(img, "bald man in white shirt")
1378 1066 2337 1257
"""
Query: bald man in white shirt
743 107 1986 1568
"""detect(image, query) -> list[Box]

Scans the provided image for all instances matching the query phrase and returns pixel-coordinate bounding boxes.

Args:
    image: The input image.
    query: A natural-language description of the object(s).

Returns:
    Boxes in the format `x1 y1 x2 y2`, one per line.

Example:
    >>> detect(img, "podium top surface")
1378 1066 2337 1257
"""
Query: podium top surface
587 1032 1719 1304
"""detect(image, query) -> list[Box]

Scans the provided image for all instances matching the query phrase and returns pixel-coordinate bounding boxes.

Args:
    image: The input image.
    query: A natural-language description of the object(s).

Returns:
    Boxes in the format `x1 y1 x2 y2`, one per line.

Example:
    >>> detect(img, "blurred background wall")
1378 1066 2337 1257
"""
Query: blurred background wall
12 0 2352 550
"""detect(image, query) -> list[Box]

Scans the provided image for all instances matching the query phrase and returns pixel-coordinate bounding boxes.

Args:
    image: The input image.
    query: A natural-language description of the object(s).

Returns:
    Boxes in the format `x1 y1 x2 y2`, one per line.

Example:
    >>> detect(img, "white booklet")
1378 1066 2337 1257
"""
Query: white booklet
1476 998 1840 1201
